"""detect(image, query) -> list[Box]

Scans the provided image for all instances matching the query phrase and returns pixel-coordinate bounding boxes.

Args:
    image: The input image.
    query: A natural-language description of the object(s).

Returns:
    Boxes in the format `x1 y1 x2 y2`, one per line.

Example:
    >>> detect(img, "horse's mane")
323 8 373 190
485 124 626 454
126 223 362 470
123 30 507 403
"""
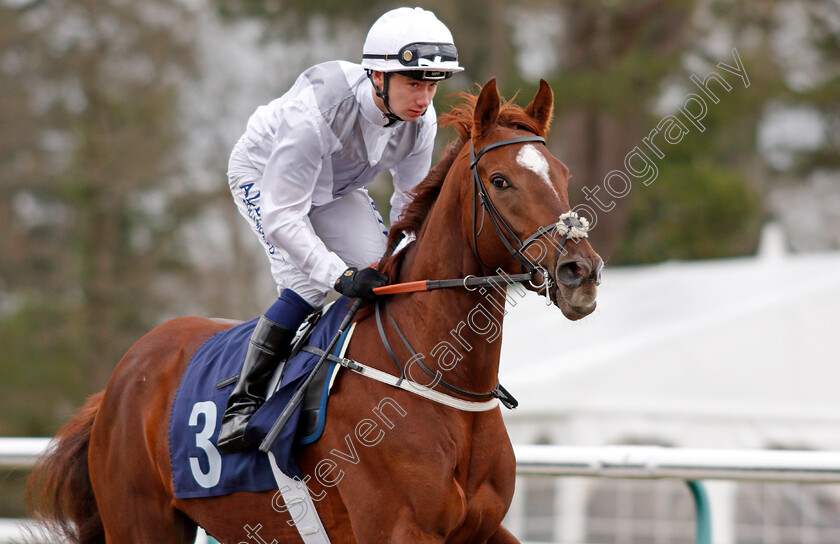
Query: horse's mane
377 90 547 282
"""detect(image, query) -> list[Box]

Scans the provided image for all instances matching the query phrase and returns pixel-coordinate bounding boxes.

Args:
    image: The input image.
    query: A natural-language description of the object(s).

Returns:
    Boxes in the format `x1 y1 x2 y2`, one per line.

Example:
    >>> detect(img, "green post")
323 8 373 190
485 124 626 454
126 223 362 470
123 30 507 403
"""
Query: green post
687 480 712 544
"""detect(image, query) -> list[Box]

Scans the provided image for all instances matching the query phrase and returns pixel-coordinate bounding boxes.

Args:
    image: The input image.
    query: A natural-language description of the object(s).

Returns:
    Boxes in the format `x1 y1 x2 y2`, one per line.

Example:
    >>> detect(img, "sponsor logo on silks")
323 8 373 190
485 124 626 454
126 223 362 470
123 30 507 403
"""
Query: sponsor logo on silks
344 270 355 277
240 181 276 255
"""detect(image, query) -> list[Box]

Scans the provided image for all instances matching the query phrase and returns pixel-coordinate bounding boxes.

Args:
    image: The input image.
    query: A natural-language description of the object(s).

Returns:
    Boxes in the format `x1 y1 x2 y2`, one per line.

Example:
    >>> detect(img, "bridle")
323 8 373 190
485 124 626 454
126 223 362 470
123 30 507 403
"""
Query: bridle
470 135 586 288
259 133 595 452
372 133 590 409
376 133 590 297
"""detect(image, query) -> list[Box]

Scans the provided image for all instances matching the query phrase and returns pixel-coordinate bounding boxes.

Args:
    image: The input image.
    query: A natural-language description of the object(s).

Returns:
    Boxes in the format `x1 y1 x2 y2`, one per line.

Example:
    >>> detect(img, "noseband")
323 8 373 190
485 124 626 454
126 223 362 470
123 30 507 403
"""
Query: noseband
369 134 592 411
470 135 588 282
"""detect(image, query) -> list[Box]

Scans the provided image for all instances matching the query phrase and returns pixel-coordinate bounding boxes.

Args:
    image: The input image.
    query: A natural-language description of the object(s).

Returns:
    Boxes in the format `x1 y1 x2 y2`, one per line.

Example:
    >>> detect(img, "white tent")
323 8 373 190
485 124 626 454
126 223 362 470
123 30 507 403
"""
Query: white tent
497 230 840 543
499 230 840 450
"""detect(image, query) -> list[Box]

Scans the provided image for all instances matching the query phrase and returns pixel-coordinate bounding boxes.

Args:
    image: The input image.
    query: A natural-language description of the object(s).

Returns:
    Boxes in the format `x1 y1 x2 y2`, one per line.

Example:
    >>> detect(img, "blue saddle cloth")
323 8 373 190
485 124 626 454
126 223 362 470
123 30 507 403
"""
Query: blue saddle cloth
169 297 353 499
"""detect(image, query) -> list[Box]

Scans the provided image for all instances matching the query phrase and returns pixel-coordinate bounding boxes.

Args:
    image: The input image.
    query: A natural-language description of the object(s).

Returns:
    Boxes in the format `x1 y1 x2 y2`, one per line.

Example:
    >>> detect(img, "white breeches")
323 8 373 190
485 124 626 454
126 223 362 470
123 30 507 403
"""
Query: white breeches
228 146 388 307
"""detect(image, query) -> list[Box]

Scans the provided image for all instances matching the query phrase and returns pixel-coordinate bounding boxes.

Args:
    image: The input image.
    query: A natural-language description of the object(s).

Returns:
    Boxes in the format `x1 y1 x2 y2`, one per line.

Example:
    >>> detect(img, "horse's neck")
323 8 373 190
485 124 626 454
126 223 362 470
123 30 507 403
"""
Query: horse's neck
388 197 506 395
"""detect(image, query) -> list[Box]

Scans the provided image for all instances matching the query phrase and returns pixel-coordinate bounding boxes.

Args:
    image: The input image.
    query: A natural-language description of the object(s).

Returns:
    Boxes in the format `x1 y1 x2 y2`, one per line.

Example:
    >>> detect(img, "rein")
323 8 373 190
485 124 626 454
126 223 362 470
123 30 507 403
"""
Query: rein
374 298 519 409
300 324 500 412
360 135 592 411
372 272 533 295
374 134 591 298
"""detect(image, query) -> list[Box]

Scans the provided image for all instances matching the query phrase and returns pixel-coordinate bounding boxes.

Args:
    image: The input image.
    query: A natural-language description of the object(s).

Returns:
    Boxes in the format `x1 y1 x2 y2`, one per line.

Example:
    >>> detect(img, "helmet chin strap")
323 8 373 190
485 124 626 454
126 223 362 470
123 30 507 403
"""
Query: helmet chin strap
367 70 403 127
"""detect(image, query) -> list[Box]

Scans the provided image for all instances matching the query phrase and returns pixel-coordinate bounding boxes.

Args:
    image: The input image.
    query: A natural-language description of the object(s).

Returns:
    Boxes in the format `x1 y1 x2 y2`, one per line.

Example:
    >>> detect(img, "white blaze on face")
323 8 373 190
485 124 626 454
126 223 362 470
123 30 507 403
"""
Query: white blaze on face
516 144 558 198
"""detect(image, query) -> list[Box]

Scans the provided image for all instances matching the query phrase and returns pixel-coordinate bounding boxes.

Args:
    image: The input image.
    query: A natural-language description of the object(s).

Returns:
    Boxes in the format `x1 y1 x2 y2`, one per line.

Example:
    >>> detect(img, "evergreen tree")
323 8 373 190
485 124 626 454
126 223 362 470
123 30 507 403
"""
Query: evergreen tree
0 0 194 435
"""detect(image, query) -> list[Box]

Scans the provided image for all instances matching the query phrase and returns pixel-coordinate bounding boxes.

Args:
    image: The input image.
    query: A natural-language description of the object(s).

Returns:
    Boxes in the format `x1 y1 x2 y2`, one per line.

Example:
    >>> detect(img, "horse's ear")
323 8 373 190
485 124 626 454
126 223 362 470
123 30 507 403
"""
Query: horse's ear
473 78 500 138
524 79 554 136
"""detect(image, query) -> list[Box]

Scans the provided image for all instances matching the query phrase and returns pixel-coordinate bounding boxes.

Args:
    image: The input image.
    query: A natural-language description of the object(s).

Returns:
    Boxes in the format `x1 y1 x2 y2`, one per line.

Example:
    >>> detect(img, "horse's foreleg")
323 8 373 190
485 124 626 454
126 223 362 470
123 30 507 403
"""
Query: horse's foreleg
348 501 458 544
376 525 446 544
486 525 521 544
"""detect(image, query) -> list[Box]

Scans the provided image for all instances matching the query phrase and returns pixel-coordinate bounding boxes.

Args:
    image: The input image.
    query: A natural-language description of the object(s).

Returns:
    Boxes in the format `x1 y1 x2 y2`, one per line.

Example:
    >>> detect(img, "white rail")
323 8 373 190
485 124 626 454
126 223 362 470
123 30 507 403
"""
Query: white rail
513 444 840 483
0 438 50 469
5 439 840 544
7 439 840 482
7 440 840 480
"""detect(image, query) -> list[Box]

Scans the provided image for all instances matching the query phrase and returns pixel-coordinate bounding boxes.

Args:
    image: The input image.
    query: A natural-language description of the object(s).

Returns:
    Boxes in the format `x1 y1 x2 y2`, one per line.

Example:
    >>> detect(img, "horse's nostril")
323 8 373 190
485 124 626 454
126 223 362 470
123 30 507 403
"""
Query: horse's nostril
556 261 585 288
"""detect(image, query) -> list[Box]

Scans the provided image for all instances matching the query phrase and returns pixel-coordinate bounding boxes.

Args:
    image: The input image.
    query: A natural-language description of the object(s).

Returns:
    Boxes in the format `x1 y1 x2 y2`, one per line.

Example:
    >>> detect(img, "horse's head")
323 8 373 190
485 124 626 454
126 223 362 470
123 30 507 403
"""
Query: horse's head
463 78 603 320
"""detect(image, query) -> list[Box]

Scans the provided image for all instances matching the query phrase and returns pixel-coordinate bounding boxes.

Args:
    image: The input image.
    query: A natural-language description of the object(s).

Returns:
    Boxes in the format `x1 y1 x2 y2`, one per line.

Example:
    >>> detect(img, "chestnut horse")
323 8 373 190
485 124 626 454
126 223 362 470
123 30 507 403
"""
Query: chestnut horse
28 78 602 544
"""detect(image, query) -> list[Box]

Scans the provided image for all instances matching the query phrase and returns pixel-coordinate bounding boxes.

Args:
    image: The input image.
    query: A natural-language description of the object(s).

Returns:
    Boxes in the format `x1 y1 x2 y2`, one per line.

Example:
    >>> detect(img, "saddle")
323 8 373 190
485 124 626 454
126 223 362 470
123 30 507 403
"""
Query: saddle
169 299 354 498
214 301 349 444
255 306 337 443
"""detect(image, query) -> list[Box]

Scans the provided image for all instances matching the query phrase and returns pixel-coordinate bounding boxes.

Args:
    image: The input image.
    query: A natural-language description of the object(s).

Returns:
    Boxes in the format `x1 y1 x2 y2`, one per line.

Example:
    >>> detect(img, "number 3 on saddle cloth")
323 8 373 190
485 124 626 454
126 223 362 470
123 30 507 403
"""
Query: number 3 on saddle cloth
168 297 355 499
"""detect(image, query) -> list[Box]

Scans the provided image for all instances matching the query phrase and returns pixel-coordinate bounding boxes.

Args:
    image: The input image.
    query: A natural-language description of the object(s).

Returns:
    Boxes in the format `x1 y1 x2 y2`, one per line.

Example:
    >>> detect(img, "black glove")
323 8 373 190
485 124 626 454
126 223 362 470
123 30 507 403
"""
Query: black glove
334 267 388 299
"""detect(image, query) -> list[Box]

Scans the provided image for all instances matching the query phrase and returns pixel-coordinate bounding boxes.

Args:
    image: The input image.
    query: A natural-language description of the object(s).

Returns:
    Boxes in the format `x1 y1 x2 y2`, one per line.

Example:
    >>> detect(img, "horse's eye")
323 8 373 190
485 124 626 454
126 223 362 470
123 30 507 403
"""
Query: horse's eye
490 176 510 190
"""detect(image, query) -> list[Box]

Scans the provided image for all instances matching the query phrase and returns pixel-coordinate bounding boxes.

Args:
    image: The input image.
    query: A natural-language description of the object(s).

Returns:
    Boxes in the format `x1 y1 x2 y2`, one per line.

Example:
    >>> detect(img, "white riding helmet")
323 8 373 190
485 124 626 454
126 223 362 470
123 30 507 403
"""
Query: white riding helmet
362 7 464 81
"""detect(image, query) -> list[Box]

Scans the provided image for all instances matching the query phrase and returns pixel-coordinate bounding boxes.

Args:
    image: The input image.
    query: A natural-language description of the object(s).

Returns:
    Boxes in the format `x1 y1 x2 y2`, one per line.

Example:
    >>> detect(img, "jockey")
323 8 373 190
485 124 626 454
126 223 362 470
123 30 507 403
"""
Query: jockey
218 7 464 452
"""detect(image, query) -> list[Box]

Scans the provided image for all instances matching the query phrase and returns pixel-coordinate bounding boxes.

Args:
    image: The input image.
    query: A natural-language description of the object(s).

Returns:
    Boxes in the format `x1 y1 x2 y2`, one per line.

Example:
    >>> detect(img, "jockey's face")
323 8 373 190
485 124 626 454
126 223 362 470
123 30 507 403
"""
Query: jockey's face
371 71 439 122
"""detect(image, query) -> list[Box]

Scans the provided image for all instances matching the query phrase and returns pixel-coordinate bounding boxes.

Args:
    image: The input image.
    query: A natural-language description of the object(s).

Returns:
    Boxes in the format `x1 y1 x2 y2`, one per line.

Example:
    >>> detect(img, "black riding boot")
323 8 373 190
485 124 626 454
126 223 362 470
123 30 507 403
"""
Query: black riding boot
216 316 296 453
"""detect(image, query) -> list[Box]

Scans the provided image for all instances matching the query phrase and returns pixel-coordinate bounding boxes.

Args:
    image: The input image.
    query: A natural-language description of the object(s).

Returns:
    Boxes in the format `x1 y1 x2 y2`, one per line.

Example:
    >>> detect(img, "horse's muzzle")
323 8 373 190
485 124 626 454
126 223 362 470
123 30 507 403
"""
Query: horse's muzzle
556 257 601 289
552 253 603 320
